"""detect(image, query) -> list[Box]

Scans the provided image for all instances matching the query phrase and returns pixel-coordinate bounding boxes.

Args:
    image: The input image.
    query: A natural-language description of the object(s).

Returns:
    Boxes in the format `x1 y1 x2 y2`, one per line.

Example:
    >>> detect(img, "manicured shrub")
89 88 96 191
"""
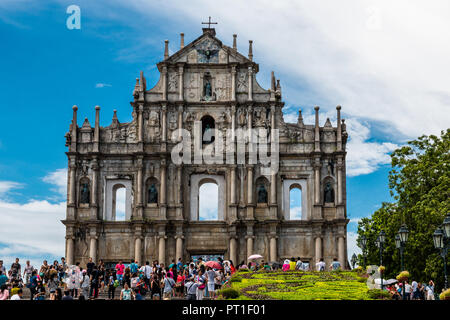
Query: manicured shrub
396 271 410 282
439 288 450 300
367 289 391 300
220 288 240 299
230 275 243 282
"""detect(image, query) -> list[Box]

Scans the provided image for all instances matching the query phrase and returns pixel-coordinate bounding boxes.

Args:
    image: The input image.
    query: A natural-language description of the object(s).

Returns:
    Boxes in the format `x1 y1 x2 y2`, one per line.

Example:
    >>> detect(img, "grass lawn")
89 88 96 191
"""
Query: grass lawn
222 270 376 300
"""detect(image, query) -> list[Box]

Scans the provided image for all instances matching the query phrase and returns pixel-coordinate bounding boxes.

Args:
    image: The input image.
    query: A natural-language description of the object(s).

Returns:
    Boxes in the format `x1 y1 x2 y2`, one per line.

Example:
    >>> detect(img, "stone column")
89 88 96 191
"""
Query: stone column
160 162 167 205
315 237 322 262
66 236 74 266
158 235 166 265
269 236 277 262
314 106 320 152
93 105 100 152
270 104 276 130
336 105 342 152
161 104 167 143
246 236 254 258
248 66 253 101
270 173 277 205
231 65 236 101
337 158 343 205
231 104 236 141
162 65 168 100
175 235 184 261
178 65 184 101
89 236 97 264
314 160 321 205
338 236 345 269
229 237 237 264
68 159 76 206
230 166 236 204
136 157 143 219
134 236 142 265
138 104 143 143
247 166 253 204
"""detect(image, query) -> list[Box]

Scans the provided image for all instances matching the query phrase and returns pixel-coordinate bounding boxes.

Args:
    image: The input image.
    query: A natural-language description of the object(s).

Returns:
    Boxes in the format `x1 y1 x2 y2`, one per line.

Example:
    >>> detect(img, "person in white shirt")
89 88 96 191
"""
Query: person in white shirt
404 281 412 300
10 288 23 300
295 258 303 271
316 258 326 271
411 280 418 299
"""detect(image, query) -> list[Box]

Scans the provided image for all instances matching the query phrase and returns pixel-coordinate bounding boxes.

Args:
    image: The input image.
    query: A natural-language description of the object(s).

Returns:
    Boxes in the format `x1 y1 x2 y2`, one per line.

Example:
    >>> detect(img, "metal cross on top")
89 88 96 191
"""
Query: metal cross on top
201 16 218 28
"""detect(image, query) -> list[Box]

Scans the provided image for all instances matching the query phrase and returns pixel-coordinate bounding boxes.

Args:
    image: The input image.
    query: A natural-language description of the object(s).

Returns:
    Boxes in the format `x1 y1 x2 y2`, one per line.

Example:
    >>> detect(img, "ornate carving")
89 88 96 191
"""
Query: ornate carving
237 71 248 92
168 72 178 91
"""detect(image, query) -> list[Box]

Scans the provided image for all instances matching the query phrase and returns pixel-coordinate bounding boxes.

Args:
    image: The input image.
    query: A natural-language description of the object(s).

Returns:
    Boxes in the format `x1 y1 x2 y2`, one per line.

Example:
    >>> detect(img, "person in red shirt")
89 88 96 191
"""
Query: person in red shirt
115 260 125 285
229 261 236 274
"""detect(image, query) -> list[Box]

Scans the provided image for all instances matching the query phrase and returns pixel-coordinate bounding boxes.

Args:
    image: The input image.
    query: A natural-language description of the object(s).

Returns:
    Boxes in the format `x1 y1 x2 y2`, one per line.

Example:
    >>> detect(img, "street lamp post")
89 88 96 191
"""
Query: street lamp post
376 230 386 290
395 224 409 299
360 235 367 269
433 213 450 290
351 253 357 270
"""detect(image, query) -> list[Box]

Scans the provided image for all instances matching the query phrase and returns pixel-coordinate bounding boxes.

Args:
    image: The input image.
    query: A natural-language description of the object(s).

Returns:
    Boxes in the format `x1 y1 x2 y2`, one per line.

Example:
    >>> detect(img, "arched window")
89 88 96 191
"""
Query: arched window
113 184 126 221
198 181 218 220
289 185 302 220
201 115 215 145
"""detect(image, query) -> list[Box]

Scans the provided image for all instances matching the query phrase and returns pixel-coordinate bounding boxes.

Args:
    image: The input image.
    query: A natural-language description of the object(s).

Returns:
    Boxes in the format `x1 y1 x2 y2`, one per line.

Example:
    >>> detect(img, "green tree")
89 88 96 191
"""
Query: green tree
357 129 450 291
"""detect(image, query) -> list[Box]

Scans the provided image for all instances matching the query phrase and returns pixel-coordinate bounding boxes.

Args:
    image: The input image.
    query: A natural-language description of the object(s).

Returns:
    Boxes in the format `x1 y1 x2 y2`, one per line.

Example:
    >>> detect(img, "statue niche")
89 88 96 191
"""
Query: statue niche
202 73 216 101
80 182 90 204
324 181 335 203
148 184 158 204
257 184 268 203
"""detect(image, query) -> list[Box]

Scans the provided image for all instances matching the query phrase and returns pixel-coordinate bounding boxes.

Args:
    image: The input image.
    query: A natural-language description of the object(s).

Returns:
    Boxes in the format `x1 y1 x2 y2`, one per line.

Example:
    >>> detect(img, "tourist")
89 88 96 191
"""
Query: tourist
329 258 341 271
86 257 94 276
162 272 176 300
282 259 290 271
67 266 81 298
404 280 412 300
295 257 303 271
0 270 7 287
141 261 152 287
115 260 125 285
177 258 183 272
215 269 223 293
62 290 73 300
48 272 60 299
80 270 90 300
34 280 46 300
107 270 117 300
23 260 34 285
89 265 100 299
316 258 326 271
175 270 185 298
120 282 134 300
426 280 435 300
10 258 21 281
27 270 38 300
150 274 161 300
0 260 6 275
195 269 206 300
205 266 216 299
58 257 66 282
39 260 49 284
0 284 9 300
10 288 23 300
130 272 139 290
185 276 198 301
130 260 139 274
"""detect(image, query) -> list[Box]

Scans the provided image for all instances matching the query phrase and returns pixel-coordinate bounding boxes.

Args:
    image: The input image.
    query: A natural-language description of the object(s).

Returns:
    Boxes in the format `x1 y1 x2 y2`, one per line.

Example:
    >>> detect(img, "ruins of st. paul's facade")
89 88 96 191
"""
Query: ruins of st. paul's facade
62 26 350 268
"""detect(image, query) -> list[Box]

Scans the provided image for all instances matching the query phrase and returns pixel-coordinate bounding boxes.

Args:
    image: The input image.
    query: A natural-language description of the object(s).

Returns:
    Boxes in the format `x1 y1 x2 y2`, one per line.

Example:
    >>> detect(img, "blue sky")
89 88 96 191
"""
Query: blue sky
1 0 449 268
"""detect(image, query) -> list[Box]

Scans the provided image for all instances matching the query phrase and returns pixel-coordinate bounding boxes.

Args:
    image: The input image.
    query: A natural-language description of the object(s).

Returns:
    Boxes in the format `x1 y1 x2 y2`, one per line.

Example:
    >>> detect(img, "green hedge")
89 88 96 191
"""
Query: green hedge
220 288 240 299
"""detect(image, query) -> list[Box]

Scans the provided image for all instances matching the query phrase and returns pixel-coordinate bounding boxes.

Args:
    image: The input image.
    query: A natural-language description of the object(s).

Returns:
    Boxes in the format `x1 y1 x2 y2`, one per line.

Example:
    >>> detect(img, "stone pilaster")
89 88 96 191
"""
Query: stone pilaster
65 234 75 266
178 64 184 101
88 226 98 264
248 66 253 101
135 156 144 219
90 157 99 220
231 65 237 101
314 106 320 152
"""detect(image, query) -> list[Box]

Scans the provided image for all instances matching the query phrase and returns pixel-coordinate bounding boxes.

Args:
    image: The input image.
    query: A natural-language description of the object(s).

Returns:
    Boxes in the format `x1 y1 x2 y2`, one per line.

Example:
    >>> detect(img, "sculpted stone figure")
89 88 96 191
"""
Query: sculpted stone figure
324 182 335 203
148 184 158 203
257 184 268 203
80 183 90 204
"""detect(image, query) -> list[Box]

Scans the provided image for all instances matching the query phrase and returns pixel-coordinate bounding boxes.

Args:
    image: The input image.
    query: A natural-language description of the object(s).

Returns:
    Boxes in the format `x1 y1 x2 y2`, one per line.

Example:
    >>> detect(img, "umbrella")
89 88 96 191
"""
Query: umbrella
248 254 263 260
374 278 397 285
205 261 222 269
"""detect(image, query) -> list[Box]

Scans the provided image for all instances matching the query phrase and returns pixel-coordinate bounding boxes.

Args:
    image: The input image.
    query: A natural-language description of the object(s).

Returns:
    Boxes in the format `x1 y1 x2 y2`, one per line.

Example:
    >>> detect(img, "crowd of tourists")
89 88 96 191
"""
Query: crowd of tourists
0 257 440 300
0 257 241 300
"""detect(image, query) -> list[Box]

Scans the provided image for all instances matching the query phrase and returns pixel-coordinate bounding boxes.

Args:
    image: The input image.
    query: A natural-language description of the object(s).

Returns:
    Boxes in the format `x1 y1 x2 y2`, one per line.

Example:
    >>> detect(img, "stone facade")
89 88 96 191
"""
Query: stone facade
62 27 349 268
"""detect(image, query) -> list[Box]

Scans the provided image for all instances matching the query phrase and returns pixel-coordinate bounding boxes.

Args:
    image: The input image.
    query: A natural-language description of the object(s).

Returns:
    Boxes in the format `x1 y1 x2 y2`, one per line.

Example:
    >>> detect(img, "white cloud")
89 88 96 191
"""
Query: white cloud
0 170 67 266
95 83 112 88
0 181 22 195
42 168 67 198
